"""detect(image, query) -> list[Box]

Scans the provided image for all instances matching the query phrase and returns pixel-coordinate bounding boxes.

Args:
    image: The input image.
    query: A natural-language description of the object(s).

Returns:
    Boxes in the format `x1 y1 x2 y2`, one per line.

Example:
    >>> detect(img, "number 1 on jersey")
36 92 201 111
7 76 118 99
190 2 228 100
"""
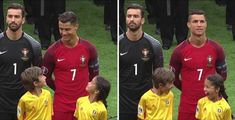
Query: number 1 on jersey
134 64 137 75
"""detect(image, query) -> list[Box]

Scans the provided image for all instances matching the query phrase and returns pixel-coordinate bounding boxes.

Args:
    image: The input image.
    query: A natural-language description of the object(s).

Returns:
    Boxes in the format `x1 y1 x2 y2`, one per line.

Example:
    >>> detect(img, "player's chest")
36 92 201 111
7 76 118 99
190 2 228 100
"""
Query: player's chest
120 42 153 64
0 41 32 63
55 49 90 69
181 48 217 68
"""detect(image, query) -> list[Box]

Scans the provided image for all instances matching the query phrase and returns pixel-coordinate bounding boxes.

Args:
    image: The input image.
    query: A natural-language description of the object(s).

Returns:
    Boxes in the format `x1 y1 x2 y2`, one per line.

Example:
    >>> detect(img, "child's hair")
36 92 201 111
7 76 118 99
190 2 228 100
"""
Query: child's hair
95 76 111 108
20 66 43 91
206 74 228 101
152 67 175 89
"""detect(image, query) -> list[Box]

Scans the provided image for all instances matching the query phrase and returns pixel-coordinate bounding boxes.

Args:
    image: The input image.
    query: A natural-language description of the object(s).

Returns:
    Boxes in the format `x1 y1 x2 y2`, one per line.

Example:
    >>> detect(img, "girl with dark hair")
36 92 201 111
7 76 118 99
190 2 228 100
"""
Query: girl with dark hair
195 74 232 120
74 76 111 120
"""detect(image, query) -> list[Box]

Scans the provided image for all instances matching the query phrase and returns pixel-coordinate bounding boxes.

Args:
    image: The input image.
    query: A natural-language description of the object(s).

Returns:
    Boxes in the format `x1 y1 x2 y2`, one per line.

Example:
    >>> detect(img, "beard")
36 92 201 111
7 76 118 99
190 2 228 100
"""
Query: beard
8 22 21 32
127 22 141 32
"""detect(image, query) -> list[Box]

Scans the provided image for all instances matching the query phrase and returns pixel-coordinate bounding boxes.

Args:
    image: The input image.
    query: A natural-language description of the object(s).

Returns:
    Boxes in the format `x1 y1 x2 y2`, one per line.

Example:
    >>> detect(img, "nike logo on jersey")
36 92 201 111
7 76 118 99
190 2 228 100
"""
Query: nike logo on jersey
0 51 7 55
184 58 192 61
120 52 128 56
57 58 65 62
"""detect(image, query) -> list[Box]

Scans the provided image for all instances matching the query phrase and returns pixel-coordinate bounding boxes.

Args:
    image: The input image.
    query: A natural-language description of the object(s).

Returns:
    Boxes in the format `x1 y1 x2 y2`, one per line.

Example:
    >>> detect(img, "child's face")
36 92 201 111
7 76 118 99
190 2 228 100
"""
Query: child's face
86 77 97 94
159 81 174 94
204 79 219 101
36 74 47 87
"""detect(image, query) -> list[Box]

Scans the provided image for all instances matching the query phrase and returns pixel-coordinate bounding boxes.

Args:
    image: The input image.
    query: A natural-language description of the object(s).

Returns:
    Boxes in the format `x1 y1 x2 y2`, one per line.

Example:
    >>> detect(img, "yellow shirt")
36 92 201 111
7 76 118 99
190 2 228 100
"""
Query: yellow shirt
195 96 232 120
74 96 107 120
17 89 53 120
138 90 174 120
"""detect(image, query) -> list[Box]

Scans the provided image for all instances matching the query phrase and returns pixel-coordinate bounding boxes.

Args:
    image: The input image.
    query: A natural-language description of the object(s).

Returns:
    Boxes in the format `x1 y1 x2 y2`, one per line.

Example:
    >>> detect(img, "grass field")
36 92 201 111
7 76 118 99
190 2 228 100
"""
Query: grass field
125 0 235 119
3 0 117 119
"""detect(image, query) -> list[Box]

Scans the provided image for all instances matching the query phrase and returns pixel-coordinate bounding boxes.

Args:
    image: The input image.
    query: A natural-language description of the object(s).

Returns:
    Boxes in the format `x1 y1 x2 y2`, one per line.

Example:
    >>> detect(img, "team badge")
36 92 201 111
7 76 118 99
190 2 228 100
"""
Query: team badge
92 110 97 116
44 99 48 106
21 48 29 61
165 100 170 106
80 55 86 67
138 105 143 114
207 55 213 67
141 48 150 61
217 108 222 113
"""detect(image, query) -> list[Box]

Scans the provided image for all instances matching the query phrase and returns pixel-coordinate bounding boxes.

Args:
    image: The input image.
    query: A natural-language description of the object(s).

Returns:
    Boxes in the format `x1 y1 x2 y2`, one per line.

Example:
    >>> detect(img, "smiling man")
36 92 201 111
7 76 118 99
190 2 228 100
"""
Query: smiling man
42 11 99 120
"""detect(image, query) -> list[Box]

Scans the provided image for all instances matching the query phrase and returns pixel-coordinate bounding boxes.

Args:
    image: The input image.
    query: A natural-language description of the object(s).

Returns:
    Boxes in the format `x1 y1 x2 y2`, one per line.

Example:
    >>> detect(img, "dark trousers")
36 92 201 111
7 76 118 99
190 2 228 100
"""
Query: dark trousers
32 0 65 48
145 0 160 28
159 0 188 47
0 0 4 32
119 0 126 34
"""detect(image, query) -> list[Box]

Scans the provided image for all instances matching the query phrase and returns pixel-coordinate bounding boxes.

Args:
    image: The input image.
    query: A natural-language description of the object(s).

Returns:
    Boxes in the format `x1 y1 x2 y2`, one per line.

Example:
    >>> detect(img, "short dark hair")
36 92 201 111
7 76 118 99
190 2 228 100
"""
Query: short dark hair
152 67 175 89
21 66 43 91
58 11 78 25
127 3 145 18
188 9 206 21
7 3 25 17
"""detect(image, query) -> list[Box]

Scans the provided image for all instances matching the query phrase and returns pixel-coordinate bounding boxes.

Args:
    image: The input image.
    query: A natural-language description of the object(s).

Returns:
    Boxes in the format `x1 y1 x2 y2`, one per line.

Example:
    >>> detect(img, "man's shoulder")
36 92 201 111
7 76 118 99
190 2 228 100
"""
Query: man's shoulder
23 32 40 47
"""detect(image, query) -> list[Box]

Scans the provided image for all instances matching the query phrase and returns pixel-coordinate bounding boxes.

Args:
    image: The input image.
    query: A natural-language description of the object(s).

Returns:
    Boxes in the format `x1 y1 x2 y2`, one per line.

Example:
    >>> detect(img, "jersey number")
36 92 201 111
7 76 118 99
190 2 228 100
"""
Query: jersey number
134 64 137 75
13 63 17 75
71 69 76 81
197 69 203 81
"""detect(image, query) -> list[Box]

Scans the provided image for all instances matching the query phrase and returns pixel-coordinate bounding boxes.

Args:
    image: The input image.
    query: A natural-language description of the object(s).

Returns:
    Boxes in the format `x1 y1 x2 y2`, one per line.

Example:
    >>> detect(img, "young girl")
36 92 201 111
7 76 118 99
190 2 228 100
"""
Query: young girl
17 66 53 120
195 74 232 120
74 76 111 120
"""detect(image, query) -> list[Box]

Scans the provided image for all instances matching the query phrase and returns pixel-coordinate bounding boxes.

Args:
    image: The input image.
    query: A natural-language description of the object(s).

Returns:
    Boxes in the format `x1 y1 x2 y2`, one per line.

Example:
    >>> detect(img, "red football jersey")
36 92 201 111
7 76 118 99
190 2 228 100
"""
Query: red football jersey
43 38 99 112
170 39 226 113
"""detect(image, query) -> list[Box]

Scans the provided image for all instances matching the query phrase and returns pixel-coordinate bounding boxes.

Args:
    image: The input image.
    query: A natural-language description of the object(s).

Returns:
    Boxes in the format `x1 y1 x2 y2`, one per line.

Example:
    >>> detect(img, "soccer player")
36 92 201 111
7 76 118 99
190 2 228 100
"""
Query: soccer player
42 11 99 120
119 3 163 120
74 76 110 120
138 67 175 120
169 9 227 120
0 3 42 120
17 66 53 120
195 74 232 120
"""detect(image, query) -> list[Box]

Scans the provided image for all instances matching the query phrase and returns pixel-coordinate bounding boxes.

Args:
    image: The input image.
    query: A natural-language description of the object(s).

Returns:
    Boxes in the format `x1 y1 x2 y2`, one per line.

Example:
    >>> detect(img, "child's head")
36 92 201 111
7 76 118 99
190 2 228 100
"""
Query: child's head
204 74 227 101
152 67 175 93
86 75 111 107
21 66 47 91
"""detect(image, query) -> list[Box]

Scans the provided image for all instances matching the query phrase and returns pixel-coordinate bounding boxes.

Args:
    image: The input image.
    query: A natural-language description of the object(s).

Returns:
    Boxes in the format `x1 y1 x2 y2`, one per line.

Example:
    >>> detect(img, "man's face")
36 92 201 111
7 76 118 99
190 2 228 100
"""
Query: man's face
6 9 25 32
187 14 207 36
59 21 78 42
126 9 144 32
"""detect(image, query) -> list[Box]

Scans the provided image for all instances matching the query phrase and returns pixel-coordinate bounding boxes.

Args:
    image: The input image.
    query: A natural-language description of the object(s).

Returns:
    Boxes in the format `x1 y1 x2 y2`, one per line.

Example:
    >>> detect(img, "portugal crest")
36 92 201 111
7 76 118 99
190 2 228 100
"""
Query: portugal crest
80 55 86 67
21 48 29 61
207 55 213 67
141 48 150 61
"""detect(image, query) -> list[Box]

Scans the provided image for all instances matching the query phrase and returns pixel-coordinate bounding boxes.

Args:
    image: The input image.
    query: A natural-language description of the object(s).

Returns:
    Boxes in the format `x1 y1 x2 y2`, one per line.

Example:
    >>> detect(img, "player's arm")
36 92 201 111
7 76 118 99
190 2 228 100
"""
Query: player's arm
17 98 26 120
215 46 227 80
137 95 146 120
42 50 55 90
169 49 182 90
88 44 99 81
195 100 202 120
153 44 164 69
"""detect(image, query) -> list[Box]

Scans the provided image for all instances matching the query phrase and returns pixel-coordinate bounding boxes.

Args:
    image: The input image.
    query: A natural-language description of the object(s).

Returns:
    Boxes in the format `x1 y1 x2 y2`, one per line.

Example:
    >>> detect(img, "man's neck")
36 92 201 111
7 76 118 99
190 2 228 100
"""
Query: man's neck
188 35 207 48
6 29 23 40
126 29 143 41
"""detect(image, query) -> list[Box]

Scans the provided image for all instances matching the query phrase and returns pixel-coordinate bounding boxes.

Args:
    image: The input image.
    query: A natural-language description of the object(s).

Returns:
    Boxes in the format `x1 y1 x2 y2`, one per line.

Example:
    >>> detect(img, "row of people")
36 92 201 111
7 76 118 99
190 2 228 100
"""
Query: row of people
0 3 110 120
119 3 231 120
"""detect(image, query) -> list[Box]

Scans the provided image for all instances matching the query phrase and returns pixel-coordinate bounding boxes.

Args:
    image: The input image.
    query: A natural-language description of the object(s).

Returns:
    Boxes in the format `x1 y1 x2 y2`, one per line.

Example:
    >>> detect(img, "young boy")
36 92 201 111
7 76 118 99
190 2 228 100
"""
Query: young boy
17 66 53 120
137 67 175 120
